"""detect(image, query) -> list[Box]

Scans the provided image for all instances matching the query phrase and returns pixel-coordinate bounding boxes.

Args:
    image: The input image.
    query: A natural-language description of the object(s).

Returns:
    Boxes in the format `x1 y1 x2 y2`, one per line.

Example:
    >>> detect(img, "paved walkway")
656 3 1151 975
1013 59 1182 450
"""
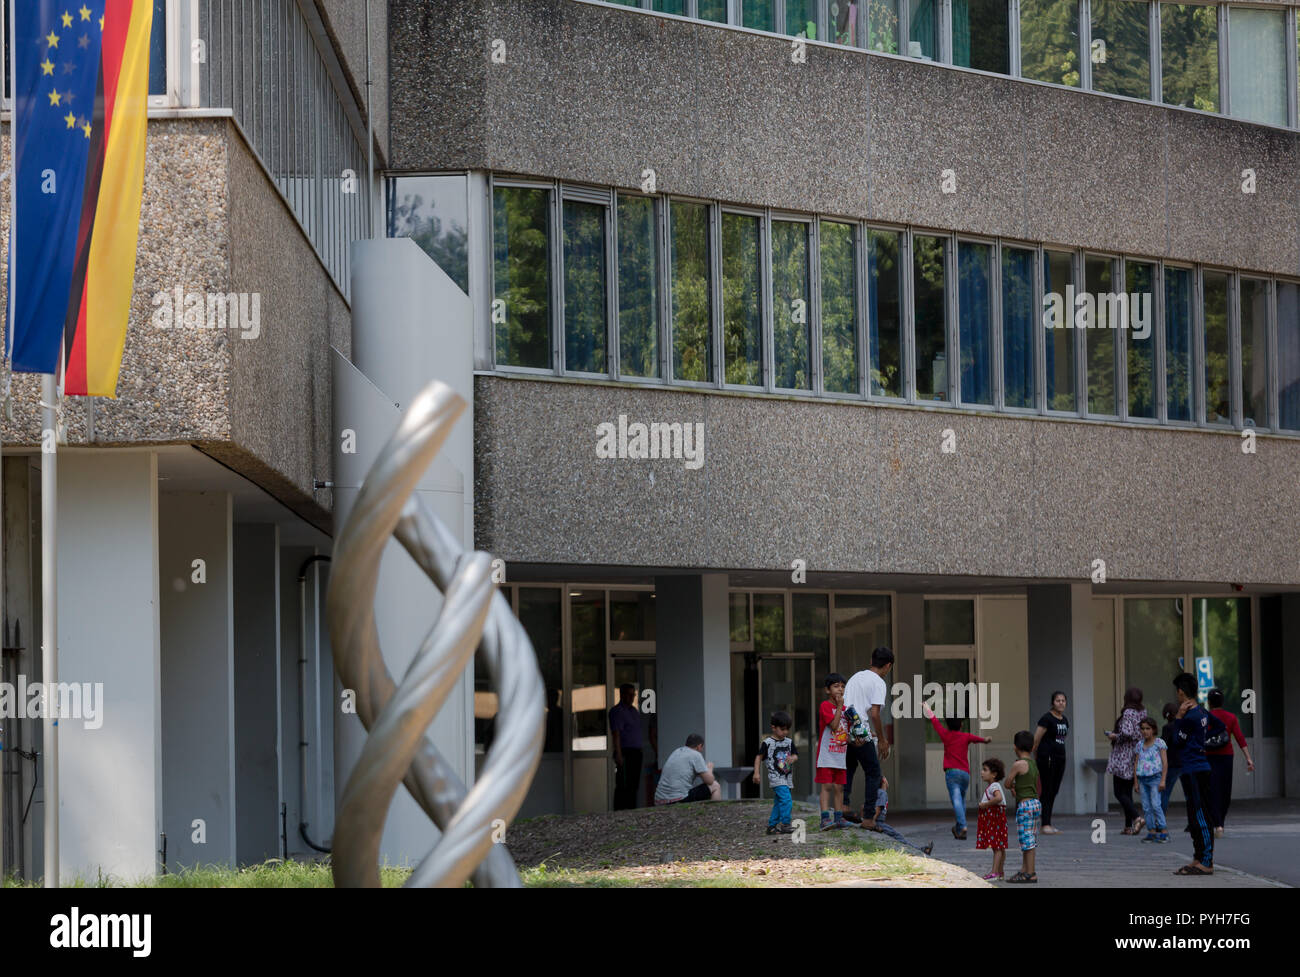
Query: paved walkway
875 798 1297 888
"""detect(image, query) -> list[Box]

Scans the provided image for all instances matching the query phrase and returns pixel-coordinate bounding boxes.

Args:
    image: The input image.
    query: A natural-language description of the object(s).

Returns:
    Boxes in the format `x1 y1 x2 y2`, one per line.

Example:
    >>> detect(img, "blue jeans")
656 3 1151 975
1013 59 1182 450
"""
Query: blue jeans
1160 764 1182 816
875 820 927 852
945 768 971 831
1137 773 1166 831
768 785 792 826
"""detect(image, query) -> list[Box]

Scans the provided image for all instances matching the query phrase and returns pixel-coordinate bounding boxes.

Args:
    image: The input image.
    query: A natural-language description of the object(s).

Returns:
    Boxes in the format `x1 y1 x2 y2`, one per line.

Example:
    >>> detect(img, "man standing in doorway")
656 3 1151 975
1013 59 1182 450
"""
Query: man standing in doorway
610 684 644 810
842 647 894 826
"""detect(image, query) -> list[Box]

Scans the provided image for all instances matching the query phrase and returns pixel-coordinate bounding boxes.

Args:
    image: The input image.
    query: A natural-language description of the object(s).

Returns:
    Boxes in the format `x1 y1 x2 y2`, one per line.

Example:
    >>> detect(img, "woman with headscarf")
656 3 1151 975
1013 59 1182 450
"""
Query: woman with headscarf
1105 687 1148 835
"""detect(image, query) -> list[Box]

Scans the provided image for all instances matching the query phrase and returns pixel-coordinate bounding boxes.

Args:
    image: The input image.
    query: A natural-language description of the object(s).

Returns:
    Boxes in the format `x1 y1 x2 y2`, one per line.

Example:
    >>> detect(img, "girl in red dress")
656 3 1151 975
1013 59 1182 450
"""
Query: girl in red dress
976 758 1008 880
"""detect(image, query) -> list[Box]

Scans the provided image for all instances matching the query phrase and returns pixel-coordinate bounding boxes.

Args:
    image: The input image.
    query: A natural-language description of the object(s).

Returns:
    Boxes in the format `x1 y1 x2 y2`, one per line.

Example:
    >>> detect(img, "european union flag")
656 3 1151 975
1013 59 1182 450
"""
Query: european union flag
7 1 107 375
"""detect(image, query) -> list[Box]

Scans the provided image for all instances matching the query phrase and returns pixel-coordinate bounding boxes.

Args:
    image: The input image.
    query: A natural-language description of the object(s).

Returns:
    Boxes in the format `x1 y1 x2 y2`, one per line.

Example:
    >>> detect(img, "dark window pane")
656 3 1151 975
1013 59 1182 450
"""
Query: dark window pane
671 201 712 382
150 0 167 95
1203 270 1230 424
1126 261 1157 418
1002 246 1035 409
958 241 993 405
773 220 811 390
610 591 656 642
1279 282 1300 430
1123 598 1185 720
563 200 608 374
1165 267 1194 421
869 229 903 397
617 194 660 378
913 235 948 401
519 589 564 754
1044 250 1077 411
570 590 607 749
652 0 687 14
1090 0 1151 100
821 221 859 395
953 0 1010 74
1020 0 1081 87
1161 3 1218 112
730 592 751 643
787 0 819 37
753 593 786 653
1085 256 1118 415
493 186 551 369
1240 279 1268 428
743 1 776 32
1191 598 1252 737
722 212 763 386
698 0 729 21
794 593 830 688
925 599 975 644
833 594 892 678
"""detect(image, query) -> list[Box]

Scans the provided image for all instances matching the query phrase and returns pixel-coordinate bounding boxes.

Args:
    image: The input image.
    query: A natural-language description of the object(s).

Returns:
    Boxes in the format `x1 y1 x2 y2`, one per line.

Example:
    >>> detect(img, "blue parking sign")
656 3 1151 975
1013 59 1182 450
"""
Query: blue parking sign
1195 656 1214 700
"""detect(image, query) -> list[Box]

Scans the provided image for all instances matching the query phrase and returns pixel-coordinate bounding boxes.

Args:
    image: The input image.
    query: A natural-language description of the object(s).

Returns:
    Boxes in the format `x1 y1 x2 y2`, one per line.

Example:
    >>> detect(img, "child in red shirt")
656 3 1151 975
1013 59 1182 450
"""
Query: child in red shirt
924 703 991 840
816 673 850 831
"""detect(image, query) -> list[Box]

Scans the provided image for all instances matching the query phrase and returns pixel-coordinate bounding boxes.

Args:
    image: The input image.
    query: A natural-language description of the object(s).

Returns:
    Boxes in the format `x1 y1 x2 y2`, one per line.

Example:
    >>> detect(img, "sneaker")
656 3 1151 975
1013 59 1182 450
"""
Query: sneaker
1141 832 1158 842
922 842 934 856
777 823 795 834
766 825 779 835
820 818 834 831
841 811 862 824
1156 833 1170 843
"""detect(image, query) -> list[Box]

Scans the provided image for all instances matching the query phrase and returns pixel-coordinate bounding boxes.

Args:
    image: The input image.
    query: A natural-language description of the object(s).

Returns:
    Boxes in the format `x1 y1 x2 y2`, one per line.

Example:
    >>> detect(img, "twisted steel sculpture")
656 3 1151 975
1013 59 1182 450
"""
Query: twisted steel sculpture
326 379 546 888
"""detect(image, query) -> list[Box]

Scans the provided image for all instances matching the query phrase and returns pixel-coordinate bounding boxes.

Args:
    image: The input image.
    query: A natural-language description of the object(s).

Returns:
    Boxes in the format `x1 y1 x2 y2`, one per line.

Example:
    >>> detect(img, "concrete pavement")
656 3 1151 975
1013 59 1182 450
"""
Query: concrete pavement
877 798 1297 887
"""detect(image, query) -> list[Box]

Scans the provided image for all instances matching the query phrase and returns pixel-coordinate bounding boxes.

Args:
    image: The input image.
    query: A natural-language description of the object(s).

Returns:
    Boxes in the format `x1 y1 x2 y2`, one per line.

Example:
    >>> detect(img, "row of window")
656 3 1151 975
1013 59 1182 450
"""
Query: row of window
491 179 1300 432
597 0 1300 129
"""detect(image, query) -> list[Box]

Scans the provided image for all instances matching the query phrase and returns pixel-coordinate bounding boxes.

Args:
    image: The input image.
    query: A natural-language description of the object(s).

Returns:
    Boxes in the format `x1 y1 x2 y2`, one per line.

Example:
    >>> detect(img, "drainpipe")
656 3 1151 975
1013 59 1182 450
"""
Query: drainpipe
298 555 332 854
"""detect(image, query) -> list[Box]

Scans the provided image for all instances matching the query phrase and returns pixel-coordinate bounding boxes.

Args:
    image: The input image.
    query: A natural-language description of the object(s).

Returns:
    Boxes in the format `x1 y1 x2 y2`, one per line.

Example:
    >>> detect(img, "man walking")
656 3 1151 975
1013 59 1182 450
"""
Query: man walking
1171 673 1214 876
610 684 644 810
842 646 893 826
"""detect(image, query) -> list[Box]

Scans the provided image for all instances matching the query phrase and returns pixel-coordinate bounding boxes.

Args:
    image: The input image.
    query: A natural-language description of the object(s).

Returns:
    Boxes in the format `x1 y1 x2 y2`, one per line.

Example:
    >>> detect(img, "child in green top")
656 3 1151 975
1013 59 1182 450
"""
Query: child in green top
1003 730 1041 884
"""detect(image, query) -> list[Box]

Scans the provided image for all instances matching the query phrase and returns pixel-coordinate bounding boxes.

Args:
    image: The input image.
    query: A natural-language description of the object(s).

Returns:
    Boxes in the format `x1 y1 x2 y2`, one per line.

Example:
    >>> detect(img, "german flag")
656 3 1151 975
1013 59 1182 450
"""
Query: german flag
8 1 151 397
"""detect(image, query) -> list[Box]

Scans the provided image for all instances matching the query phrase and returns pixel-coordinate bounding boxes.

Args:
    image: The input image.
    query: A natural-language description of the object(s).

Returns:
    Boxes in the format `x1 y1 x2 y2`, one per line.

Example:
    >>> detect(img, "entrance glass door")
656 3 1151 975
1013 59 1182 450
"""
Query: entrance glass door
610 658 657 808
757 657 814 801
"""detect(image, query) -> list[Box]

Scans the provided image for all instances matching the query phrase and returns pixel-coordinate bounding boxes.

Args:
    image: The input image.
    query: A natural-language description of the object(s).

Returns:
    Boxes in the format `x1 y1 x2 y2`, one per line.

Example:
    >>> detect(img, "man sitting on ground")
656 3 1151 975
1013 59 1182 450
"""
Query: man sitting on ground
654 733 721 805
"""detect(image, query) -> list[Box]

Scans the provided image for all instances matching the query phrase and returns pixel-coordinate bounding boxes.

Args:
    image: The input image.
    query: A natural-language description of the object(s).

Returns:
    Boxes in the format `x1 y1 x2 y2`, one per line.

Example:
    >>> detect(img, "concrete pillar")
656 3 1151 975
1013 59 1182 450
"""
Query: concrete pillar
333 238 474 867
55 451 161 883
1281 595 1300 797
159 491 236 869
233 524 281 864
1027 583 1096 815
893 593 926 810
651 574 730 768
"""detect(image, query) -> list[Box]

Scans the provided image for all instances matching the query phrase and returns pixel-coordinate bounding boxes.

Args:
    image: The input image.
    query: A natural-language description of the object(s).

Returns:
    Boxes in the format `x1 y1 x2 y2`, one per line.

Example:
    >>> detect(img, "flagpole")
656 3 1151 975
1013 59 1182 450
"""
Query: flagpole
1 0 15 886
40 365 56 887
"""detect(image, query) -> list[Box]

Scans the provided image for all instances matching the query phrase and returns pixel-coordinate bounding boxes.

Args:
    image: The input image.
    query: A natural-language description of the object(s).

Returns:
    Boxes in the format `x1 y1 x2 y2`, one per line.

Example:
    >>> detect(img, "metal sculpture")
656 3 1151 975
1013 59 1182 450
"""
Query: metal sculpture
326 379 545 888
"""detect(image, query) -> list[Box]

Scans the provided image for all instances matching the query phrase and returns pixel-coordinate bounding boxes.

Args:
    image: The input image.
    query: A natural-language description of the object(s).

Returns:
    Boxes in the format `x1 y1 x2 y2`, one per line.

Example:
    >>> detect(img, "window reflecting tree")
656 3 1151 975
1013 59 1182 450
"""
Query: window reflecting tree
671 202 712 382
722 212 764 386
1020 0 1081 86
1161 3 1218 112
493 187 551 369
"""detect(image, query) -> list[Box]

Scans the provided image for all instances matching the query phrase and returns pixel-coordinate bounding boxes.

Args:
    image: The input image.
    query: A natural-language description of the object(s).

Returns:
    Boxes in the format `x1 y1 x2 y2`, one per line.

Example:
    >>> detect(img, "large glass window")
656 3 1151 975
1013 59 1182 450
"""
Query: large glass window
1044 250 1077 411
518 588 564 755
1203 270 1231 424
670 201 712 382
722 212 764 386
1123 598 1185 716
743 0 777 32
1126 261 1157 418
958 241 994 405
865 0 901 52
910 0 942 59
1002 246 1036 409
953 0 1011 74
570 590 607 750
794 593 831 690
1165 266 1195 421
1240 278 1268 428
1090 0 1151 100
753 593 786 652
1228 7 1286 126
563 200 608 374
1020 0 1082 87
821 221 859 395
869 229 904 398
1085 256 1119 415
786 0 819 37
1161 3 1219 112
914 235 949 401
652 0 688 14
388 175 470 293
610 590 657 642
616 194 659 378
833 594 893 678
924 598 975 644
829 0 863 46
493 186 551 369
773 220 812 390
1279 282 1300 430
698 0 730 22
1191 598 1252 735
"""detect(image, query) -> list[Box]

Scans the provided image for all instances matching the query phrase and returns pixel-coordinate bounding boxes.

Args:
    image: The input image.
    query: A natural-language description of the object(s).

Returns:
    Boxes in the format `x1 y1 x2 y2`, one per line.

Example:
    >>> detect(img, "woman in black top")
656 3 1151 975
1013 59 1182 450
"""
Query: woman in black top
1031 691 1070 834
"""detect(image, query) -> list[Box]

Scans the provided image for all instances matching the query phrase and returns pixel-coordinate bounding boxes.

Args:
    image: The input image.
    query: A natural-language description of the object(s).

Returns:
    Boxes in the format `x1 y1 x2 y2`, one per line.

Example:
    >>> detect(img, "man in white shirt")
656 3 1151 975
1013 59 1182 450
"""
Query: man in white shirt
841 646 894 826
